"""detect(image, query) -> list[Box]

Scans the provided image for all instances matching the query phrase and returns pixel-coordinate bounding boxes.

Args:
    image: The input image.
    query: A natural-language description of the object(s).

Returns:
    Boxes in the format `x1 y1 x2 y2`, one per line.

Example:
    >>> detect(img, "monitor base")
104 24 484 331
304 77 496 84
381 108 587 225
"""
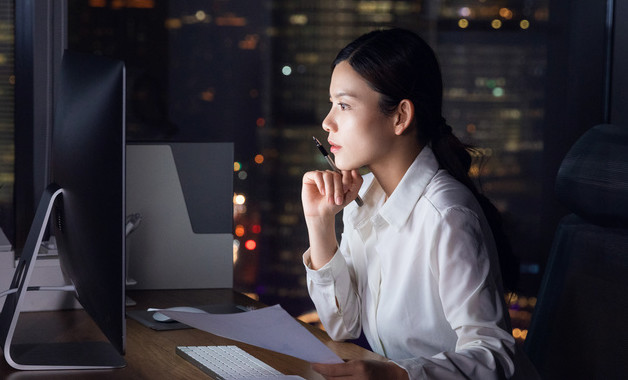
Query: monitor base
8 342 126 370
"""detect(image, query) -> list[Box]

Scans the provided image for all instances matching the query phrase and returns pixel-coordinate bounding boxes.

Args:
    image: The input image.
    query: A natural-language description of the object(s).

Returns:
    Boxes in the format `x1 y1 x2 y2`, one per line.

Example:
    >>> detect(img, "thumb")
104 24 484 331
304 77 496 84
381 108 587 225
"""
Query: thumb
343 170 363 205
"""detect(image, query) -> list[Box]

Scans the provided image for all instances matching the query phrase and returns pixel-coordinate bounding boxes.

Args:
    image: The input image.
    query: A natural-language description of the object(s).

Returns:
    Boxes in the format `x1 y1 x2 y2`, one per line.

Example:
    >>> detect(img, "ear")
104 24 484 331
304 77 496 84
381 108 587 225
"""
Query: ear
393 99 414 135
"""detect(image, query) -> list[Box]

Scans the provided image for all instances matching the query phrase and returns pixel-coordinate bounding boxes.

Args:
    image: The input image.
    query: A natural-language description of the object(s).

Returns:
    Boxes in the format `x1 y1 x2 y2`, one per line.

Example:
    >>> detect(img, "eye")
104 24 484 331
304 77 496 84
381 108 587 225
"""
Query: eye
338 102 349 110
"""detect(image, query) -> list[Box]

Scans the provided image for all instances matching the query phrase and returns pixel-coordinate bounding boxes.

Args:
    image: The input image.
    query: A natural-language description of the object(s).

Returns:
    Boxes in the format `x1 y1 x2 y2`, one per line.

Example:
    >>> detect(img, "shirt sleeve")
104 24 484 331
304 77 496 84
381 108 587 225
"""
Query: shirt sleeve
395 207 521 380
303 238 362 341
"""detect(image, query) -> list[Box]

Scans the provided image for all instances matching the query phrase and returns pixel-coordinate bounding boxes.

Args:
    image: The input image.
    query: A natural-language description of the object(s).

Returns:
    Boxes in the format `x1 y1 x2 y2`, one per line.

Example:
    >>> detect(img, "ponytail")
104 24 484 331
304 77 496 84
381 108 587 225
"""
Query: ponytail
431 119 519 292
430 119 474 192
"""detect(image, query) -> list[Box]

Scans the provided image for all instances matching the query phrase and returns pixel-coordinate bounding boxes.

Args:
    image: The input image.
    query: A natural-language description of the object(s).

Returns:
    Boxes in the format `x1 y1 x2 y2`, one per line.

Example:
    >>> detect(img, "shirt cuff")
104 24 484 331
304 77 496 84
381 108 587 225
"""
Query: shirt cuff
303 247 348 285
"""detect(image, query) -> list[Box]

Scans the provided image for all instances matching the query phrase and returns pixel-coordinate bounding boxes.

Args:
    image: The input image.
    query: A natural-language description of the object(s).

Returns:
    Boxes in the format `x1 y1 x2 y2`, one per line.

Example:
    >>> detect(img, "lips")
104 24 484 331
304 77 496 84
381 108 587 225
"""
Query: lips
328 140 341 154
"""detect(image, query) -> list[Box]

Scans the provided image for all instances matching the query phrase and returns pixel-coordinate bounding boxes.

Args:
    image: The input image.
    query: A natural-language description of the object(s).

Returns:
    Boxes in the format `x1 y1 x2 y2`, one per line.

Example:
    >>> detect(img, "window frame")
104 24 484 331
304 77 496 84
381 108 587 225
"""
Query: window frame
13 0 66 255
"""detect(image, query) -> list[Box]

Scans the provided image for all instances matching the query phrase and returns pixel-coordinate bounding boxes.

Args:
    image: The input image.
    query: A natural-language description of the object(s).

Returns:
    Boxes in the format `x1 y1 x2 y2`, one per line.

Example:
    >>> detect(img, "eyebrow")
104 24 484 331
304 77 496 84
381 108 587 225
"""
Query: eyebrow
330 91 359 99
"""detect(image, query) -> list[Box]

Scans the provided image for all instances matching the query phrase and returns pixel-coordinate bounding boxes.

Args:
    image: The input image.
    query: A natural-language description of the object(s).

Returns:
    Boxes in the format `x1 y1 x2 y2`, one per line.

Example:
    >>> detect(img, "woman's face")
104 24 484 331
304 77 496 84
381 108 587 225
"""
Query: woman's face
322 61 398 171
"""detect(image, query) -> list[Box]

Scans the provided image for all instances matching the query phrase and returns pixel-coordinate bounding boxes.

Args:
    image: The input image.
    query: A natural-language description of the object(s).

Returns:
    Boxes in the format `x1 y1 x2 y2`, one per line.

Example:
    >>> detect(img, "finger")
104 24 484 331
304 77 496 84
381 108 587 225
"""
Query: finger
340 170 363 205
341 170 353 193
351 170 363 190
303 171 326 196
322 171 338 204
334 172 345 205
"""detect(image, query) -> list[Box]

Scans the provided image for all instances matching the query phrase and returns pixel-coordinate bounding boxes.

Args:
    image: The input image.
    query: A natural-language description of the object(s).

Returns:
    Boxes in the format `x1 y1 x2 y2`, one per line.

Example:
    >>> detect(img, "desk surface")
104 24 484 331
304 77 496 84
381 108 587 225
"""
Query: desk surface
1 289 385 379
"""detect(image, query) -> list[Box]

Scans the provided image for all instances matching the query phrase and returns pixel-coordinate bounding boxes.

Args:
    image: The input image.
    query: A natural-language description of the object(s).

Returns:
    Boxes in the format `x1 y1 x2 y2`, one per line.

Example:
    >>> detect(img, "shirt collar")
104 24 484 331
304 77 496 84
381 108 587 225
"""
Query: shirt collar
345 146 439 231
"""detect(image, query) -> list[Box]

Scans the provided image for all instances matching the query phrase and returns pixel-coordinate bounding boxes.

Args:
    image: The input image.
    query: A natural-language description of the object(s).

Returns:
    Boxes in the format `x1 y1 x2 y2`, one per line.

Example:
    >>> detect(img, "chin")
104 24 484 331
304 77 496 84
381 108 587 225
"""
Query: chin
336 162 359 172
335 155 363 171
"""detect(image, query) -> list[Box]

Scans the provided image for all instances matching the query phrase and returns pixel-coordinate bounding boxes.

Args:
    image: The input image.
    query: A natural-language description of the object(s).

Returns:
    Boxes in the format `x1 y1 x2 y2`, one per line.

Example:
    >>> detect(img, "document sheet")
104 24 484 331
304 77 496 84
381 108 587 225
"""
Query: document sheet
160 304 344 364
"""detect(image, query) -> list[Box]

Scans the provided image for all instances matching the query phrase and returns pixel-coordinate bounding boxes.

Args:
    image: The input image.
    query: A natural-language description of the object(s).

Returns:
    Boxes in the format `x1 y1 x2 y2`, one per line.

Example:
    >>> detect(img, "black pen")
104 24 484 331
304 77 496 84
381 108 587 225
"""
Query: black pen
313 136 364 207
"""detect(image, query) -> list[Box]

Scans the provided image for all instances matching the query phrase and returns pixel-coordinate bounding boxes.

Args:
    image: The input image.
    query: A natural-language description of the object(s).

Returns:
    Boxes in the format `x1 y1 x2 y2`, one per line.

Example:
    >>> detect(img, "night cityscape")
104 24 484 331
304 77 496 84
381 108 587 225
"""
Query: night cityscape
0 0 551 343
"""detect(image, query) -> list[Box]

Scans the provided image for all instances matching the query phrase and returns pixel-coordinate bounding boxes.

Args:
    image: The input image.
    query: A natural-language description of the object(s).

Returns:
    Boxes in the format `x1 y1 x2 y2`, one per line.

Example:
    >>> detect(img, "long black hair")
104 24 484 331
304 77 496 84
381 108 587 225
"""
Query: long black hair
333 28 519 292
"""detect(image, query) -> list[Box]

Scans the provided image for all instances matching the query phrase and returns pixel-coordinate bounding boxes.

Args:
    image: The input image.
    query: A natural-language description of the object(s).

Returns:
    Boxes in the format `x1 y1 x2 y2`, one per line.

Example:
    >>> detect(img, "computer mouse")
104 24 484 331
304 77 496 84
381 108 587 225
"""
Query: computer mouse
149 306 206 323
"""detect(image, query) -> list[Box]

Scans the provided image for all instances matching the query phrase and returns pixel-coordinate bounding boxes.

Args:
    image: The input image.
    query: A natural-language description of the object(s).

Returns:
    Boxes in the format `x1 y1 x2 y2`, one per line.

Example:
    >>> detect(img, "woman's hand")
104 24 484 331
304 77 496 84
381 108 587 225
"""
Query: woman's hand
311 360 409 380
302 169 362 219
301 169 362 269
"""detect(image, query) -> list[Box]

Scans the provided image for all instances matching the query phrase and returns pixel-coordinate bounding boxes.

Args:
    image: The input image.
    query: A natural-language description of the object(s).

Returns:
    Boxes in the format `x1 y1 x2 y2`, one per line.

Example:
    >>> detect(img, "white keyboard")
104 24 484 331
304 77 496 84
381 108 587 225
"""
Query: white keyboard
176 345 283 380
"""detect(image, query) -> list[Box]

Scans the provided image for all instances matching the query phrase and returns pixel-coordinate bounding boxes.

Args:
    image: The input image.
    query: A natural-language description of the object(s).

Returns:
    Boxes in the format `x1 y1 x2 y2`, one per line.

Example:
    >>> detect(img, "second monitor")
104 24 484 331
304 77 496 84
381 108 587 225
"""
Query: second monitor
126 143 233 289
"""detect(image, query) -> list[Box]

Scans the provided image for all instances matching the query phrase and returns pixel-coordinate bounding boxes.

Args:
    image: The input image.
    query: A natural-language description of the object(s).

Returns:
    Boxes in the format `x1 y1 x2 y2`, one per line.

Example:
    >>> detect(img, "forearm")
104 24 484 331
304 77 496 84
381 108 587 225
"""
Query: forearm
301 169 363 270
305 215 338 270
304 245 362 341
304 212 361 336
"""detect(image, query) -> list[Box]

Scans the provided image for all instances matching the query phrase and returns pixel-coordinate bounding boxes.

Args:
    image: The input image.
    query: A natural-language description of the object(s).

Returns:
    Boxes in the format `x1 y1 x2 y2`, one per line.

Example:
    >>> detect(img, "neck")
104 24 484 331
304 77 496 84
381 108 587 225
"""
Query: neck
370 143 423 198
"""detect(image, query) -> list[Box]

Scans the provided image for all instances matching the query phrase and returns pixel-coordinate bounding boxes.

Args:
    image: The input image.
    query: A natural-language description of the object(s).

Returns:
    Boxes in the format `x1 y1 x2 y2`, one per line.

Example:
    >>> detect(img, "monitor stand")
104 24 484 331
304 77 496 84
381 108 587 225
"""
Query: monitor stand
0 184 126 370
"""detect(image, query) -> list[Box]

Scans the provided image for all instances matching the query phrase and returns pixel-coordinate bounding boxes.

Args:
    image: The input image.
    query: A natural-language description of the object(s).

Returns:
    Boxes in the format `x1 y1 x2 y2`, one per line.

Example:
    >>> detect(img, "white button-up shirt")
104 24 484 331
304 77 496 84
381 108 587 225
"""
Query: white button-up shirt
304 146 524 379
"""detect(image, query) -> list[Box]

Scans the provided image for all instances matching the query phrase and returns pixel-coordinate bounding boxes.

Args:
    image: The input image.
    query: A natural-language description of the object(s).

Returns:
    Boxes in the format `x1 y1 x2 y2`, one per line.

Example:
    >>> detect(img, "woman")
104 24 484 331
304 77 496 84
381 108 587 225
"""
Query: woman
301 28 534 379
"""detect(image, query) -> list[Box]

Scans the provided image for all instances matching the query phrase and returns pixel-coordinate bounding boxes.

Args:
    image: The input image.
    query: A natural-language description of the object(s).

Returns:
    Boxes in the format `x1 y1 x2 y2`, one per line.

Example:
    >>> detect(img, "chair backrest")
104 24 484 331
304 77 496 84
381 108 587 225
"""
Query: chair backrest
524 124 628 379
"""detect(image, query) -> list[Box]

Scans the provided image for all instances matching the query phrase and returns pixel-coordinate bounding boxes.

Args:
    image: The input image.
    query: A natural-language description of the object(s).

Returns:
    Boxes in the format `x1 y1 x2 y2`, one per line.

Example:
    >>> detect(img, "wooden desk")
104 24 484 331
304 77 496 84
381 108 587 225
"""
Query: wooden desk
1 289 385 379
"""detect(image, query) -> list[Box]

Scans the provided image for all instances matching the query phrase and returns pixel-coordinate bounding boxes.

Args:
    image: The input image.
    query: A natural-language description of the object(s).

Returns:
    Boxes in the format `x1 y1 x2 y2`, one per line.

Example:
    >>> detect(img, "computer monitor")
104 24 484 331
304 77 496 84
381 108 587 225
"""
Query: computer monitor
0 50 126 370
126 142 234 290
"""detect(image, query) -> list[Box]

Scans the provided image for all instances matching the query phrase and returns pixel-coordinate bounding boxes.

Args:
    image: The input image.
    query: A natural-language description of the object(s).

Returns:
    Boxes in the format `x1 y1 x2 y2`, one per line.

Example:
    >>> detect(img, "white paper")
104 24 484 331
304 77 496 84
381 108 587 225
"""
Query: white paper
160 304 343 364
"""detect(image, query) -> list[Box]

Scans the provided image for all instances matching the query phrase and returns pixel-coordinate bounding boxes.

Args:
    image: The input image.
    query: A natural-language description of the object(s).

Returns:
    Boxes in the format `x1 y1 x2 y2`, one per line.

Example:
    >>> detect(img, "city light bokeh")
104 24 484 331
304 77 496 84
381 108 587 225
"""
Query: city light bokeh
0 1 553 342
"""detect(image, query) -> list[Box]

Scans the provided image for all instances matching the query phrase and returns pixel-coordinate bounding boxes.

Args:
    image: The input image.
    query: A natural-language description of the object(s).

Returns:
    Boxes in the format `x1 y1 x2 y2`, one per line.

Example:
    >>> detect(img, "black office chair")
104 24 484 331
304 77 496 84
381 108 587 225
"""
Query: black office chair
524 124 628 379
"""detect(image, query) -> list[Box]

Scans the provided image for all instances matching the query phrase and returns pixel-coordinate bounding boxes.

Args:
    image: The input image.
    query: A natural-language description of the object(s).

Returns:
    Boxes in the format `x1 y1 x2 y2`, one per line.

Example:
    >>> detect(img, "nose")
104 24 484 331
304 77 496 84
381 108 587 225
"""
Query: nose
322 110 335 133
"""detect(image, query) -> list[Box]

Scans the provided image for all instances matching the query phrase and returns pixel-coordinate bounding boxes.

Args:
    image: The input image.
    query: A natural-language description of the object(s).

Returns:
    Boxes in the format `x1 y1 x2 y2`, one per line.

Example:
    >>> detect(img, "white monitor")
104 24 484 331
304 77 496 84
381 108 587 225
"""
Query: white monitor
126 143 233 289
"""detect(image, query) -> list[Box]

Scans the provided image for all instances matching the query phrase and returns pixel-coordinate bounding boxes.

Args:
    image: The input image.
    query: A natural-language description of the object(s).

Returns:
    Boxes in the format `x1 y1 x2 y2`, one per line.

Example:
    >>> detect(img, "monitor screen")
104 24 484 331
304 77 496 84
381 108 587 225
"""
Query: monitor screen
0 50 126 370
51 50 126 355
